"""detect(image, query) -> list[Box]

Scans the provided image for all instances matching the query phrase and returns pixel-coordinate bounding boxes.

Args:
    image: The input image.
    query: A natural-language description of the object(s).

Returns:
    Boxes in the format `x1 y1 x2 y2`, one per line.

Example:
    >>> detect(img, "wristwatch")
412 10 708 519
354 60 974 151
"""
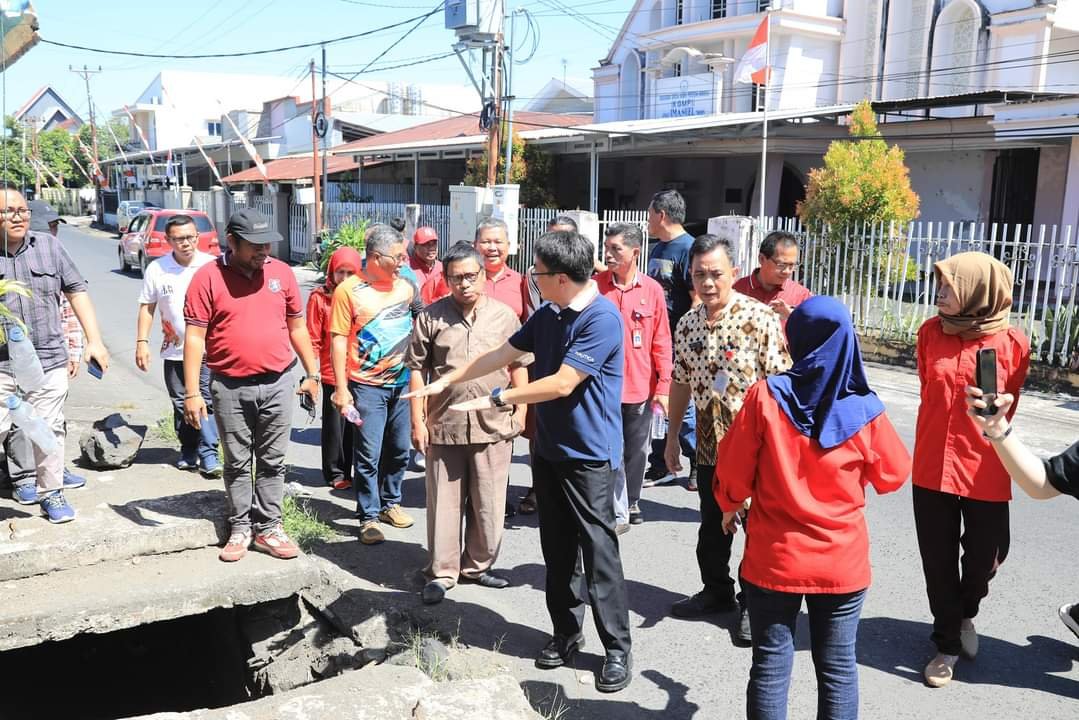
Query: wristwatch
306 373 321 383
490 386 506 408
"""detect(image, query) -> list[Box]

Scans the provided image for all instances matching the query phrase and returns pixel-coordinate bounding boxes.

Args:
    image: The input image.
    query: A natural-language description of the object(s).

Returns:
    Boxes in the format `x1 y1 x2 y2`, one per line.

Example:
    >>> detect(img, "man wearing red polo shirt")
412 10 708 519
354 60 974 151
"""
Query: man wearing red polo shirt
732 231 812 324
596 223 671 531
422 218 526 320
409 226 443 292
183 209 321 563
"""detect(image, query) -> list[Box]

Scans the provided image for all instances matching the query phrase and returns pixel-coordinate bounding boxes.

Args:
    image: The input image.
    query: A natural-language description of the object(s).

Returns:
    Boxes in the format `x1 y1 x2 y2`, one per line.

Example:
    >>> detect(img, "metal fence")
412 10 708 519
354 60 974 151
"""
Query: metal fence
762 217 1079 369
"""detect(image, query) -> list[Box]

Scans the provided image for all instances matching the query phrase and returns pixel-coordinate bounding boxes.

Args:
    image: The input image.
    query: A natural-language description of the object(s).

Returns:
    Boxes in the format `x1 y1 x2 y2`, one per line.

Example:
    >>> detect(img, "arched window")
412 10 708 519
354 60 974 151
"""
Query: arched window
620 52 642 121
929 0 985 97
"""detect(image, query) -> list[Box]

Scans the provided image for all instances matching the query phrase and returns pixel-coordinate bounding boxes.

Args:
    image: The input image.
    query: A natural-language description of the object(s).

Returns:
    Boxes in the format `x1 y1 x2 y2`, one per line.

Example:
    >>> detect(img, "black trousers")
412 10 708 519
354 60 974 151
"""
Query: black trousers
912 485 1010 655
698 463 739 601
532 455 632 654
320 381 353 485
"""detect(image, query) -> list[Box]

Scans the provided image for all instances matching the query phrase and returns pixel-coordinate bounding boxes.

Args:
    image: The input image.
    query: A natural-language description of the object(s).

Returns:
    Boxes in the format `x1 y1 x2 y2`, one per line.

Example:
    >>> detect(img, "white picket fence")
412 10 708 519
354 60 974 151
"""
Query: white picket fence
762 216 1079 369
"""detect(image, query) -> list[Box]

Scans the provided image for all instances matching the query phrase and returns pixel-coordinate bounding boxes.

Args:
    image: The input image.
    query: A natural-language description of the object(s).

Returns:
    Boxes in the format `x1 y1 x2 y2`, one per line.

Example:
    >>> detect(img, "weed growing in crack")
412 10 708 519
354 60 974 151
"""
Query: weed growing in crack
152 412 178 444
282 495 336 550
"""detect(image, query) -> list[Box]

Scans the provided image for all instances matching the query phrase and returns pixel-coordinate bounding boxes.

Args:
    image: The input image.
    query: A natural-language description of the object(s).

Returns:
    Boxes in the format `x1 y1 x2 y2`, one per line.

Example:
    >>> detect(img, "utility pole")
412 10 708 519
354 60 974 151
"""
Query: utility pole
30 119 40 196
321 43 328 229
309 60 321 237
485 33 503 188
70 64 103 223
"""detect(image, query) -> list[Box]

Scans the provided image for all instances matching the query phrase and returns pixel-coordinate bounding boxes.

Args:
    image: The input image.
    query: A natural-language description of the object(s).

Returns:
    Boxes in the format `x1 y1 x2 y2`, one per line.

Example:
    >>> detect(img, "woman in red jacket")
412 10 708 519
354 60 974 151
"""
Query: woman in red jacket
717 296 911 720
306 247 363 489
913 251 1030 688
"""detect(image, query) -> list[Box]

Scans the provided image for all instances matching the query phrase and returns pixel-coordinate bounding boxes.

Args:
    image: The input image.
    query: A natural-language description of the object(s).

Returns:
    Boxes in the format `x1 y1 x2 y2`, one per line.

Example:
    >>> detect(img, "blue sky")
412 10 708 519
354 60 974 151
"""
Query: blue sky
3 0 633 123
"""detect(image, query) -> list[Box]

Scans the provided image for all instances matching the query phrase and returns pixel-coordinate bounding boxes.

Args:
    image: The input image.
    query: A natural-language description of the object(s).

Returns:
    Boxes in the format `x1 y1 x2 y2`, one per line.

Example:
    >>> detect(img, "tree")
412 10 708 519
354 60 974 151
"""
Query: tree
0 116 33 188
461 130 557 208
36 129 75 186
797 100 919 231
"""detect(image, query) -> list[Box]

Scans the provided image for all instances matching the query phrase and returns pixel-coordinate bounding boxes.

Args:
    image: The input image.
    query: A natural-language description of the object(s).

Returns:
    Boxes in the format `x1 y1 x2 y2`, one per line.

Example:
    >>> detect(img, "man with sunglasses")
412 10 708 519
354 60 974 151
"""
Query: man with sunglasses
732 231 812 325
0 185 110 524
331 224 419 546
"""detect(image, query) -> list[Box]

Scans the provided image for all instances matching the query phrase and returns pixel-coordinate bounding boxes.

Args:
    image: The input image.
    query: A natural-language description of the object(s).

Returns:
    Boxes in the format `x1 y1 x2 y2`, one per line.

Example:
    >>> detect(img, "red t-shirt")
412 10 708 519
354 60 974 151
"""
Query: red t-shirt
595 269 672 403
716 381 911 594
913 316 1030 502
732 269 812 325
184 256 302 378
422 265 526 321
409 255 442 295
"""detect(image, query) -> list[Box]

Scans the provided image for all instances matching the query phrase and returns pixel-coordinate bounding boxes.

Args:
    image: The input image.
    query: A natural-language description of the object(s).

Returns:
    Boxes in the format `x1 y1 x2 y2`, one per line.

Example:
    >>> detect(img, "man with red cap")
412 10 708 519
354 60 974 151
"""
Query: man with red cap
410 226 443 293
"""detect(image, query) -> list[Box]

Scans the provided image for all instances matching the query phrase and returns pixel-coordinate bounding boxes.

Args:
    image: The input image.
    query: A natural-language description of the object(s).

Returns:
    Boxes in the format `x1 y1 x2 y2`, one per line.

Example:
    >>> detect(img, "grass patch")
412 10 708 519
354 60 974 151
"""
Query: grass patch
282 495 336 550
152 412 178 444
399 627 453 681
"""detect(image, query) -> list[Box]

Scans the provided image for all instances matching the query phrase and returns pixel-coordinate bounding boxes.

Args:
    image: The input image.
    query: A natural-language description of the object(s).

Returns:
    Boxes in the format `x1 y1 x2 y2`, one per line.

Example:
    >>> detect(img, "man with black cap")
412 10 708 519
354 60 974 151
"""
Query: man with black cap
183 208 320 563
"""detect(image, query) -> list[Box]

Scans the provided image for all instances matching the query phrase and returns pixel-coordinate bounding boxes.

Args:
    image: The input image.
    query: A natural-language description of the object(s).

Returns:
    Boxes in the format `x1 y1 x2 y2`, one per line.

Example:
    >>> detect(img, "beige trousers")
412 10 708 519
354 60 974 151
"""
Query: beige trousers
0 367 68 493
425 440 513 586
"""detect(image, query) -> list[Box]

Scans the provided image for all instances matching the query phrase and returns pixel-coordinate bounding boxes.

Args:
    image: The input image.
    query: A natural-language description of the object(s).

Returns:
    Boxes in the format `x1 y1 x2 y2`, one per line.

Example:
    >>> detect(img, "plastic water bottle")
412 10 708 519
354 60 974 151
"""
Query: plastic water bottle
343 405 363 427
6 326 46 392
5 396 58 454
649 402 668 440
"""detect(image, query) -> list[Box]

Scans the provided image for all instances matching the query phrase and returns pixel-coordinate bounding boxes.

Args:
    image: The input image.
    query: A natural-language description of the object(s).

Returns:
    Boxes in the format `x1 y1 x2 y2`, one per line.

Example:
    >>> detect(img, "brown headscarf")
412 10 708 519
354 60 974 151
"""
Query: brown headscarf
934 252 1014 339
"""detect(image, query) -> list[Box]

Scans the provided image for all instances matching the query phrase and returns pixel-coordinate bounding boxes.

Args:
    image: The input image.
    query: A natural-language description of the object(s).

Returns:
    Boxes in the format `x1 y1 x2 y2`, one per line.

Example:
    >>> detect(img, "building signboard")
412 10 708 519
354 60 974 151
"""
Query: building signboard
655 73 715 119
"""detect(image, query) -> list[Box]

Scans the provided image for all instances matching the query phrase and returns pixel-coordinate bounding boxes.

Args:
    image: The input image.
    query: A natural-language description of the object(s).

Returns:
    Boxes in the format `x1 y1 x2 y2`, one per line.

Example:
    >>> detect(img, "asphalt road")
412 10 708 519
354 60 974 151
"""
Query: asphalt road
58 223 1079 720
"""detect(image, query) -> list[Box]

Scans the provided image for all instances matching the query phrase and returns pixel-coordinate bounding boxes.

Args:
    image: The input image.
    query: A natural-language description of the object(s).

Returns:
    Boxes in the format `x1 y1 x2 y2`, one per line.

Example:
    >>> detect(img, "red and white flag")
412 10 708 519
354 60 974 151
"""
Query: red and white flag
734 14 770 85
160 86 226 186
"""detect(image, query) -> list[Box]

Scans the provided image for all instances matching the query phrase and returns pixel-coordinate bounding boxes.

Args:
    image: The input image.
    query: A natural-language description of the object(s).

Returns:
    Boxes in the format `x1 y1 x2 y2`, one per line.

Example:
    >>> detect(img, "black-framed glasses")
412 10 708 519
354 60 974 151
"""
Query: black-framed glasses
0 208 31 218
447 272 482 285
169 234 199 244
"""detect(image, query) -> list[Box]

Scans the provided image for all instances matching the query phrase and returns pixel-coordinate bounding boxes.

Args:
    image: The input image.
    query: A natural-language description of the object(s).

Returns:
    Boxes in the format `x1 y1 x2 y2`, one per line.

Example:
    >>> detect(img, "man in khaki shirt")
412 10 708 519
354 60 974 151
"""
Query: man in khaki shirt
406 242 529 604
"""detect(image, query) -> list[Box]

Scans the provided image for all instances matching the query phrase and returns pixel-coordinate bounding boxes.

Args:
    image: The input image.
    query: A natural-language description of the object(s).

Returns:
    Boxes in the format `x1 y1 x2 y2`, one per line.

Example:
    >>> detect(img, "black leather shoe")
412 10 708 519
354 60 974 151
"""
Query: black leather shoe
460 572 510 589
734 604 753 647
596 650 632 693
421 581 446 605
535 633 584 669
671 590 738 618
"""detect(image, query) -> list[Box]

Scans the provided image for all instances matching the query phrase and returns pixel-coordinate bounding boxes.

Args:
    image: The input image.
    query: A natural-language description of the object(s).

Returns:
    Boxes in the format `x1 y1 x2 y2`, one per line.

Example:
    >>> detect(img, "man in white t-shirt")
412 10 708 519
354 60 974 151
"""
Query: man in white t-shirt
135 214 220 477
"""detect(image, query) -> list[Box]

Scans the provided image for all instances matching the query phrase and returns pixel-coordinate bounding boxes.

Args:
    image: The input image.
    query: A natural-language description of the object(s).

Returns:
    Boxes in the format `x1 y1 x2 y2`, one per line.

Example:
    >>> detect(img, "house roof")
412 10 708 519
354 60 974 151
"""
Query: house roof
334 111 588 156
219 153 362 184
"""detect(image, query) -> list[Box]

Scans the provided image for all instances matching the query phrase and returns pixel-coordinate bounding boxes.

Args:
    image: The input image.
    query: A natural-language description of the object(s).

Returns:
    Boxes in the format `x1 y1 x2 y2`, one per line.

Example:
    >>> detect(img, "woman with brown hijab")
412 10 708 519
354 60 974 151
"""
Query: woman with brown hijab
912 251 1030 688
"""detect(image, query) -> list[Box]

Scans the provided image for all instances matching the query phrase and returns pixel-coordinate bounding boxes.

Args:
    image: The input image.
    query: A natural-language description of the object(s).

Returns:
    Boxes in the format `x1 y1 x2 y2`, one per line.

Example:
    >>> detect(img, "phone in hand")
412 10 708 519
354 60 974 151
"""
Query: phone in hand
974 348 998 416
87 357 104 380
299 380 316 419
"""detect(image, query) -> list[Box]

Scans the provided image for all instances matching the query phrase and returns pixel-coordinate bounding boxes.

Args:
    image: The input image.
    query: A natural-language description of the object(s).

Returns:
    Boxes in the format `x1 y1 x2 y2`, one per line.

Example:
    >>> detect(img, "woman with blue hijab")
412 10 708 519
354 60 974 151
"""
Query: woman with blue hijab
715 296 912 720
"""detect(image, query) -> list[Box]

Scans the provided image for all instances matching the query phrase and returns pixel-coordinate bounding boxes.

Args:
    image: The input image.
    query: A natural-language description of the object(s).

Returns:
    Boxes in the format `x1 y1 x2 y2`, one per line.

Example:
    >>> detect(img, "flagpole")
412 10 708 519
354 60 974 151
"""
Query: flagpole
758 10 770 235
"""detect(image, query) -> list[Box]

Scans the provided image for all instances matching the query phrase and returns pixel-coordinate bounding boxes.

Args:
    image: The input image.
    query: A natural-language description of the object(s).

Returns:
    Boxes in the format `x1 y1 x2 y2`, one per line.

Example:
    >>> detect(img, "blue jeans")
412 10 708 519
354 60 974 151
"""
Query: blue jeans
744 582 866 720
350 382 410 522
163 359 219 465
648 399 696 472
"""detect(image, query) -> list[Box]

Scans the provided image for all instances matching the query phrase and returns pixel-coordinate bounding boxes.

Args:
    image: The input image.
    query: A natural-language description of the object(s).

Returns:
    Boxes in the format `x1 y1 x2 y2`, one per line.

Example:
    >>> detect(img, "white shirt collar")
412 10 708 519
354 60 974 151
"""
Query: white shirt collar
549 280 599 313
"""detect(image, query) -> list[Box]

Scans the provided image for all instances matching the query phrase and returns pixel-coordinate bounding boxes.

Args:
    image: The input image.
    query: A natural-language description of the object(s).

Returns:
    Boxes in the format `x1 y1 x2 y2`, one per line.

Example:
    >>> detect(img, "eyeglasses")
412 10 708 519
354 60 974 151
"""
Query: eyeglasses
169 234 199 244
0 208 31 219
447 272 482 285
767 259 799 272
374 250 408 264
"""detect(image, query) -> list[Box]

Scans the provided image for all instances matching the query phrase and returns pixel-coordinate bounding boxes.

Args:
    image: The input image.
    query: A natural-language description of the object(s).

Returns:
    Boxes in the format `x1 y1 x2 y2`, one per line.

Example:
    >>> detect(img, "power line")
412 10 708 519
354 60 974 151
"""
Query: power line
343 1 444 81
37 10 441 59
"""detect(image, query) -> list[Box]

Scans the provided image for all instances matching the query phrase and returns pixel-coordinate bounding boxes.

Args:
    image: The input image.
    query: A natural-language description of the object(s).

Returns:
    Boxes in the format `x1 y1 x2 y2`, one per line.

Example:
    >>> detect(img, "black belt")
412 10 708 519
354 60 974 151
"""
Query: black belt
213 358 297 386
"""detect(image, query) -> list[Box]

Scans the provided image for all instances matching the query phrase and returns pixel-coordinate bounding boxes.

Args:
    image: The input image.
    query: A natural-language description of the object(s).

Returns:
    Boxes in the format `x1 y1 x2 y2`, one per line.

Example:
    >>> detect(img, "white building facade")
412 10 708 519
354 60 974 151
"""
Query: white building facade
589 0 1079 227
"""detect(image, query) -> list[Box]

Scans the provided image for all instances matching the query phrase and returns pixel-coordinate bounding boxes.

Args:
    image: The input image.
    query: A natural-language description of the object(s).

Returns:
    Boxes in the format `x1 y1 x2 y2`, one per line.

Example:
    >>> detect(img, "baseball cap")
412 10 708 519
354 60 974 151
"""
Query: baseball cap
27 200 64 231
227 208 282 244
413 226 439 245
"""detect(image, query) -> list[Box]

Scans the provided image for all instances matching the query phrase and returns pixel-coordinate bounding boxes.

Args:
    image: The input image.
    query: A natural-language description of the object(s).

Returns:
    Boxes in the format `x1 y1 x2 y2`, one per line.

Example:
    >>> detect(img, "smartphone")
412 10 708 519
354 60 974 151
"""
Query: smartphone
299 381 316 418
974 348 998 417
87 358 104 380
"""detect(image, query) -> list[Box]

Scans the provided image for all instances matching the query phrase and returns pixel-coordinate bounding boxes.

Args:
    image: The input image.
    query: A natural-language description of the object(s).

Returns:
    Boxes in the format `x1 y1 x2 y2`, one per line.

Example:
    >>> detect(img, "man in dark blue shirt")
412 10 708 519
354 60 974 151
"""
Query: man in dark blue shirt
406 230 633 693
645 189 697 488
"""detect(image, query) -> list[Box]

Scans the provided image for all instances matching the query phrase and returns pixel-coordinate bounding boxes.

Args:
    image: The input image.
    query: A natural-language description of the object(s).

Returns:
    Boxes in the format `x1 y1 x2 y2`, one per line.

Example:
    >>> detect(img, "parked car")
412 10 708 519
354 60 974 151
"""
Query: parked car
119 208 222 277
117 200 157 234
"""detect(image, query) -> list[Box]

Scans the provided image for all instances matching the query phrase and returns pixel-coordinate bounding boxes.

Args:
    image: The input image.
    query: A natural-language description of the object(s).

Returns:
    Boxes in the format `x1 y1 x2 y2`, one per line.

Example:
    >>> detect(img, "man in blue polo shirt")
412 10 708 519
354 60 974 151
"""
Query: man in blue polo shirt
405 230 632 693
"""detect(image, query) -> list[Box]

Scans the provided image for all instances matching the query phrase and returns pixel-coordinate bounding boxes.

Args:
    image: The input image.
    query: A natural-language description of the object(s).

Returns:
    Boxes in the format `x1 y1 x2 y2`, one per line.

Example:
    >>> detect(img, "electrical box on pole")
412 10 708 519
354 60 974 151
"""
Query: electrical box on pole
445 0 504 39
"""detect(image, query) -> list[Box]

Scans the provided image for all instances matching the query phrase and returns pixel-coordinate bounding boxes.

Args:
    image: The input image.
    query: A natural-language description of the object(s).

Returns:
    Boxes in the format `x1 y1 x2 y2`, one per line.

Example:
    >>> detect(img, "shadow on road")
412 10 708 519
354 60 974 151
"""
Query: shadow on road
858 616 1079 697
523 669 702 719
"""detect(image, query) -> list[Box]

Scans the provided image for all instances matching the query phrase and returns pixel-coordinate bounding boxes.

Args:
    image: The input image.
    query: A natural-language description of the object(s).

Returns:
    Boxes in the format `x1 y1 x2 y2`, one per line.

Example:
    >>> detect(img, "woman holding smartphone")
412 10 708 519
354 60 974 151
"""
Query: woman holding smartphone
913 252 1030 687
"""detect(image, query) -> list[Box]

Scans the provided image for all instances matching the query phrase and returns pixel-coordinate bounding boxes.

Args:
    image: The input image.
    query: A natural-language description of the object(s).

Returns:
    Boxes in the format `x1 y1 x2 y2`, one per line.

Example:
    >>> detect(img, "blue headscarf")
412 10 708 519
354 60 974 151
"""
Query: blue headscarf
766 296 885 449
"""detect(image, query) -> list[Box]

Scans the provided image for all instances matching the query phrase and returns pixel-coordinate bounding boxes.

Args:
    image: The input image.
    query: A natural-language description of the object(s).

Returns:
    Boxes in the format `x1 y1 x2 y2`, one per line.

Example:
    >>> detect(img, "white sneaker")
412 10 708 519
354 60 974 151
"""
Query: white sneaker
959 618 978 659
1059 603 1079 641
924 653 959 688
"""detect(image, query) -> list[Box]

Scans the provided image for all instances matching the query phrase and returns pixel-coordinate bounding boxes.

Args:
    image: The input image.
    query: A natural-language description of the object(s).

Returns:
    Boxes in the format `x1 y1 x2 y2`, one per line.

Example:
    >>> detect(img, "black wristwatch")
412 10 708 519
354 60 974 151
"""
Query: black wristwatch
490 386 507 408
